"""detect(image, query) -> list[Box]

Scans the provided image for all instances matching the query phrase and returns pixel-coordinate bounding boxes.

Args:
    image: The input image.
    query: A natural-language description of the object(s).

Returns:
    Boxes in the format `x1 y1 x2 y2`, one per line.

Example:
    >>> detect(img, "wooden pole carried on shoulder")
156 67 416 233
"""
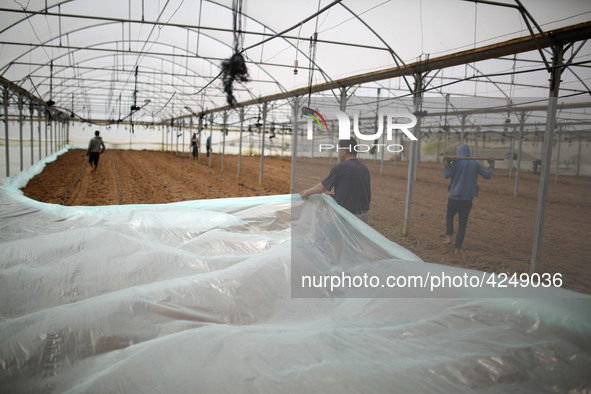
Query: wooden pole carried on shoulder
445 156 504 161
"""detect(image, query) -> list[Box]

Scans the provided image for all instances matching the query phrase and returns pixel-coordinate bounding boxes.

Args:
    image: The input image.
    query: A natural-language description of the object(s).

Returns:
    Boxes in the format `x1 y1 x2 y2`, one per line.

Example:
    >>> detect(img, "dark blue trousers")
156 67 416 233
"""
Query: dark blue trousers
446 198 473 249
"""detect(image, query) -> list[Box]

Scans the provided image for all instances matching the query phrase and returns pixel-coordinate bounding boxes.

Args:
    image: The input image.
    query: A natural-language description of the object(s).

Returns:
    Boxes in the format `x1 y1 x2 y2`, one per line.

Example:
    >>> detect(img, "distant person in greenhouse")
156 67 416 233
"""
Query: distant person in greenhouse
87 130 106 175
300 137 371 223
442 144 495 255
191 132 199 159
206 134 212 157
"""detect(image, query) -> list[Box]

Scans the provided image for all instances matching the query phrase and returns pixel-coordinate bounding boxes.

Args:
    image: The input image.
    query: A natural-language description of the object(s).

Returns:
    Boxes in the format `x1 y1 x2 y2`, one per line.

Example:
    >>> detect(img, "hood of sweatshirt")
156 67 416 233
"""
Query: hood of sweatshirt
457 144 470 158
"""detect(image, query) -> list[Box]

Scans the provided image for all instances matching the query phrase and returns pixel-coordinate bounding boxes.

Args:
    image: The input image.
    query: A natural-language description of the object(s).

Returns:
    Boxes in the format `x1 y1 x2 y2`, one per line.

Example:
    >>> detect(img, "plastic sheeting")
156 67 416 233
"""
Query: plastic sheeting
1 150 591 393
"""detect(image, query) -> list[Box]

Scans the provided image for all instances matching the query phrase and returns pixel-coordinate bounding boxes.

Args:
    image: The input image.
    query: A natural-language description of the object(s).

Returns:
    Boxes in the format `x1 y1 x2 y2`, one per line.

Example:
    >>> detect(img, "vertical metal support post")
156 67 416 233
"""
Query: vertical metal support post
56 116 59 152
436 132 441 163
189 117 193 159
57 117 60 150
208 113 213 168
311 117 315 160
3 86 9 177
238 107 244 177
555 125 562 184
530 44 563 275
49 115 53 154
508 133 515 178
460 114 466 146
403 72 423 235
37 107 41 161
29 102 34 166
51 115 55 154
379 129 385 175
393 129 398 164
443 93 450 158
57 117 60 151
328 120 335 166
18 94 23 171
182 119 186 158
56 116 59 151
259 102 267 185
198 113 203 162
376 88 385 175
576 137 582 177
222 110 227 172
281 120 285 160
413 120 421 182
338 87 347 165
514 111 525 197
415 125 421 168
290 96 299 193
161 124 165 151
44 110 48 157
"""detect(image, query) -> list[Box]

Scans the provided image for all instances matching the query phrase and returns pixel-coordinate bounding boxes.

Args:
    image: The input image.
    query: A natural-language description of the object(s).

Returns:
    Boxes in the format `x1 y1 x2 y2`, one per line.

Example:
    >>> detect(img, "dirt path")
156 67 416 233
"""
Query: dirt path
294 157 591 295
22 149 292 206
22 149 591 295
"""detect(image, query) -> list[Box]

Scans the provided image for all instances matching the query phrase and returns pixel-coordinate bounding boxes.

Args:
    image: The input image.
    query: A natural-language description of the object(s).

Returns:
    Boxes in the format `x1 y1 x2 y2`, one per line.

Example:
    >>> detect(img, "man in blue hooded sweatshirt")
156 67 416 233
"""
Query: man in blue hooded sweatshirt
443 144 495 255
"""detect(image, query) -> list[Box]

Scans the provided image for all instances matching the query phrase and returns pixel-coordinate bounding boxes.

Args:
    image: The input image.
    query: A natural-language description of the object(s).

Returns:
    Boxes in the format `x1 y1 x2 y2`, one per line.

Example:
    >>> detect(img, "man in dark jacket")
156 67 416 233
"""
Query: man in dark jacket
443 144 495 254
87 130 106 174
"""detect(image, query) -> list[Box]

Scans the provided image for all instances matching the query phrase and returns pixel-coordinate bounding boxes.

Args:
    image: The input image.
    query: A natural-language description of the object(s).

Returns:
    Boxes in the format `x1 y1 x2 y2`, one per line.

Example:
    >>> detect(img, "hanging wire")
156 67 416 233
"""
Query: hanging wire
307 32 318 108
47 60 55 107
294 22 303 75
189 0 344 101
471 2 478 95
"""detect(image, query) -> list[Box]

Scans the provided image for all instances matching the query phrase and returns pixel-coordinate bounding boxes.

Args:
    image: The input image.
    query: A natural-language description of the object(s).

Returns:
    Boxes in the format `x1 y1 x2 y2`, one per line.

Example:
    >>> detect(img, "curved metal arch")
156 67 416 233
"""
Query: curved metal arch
0 0 75 36
362 57 512 115
50 65 184 106
2 0 347 113
337 2 414 93
203 0 341 103
1 19 212 84
46 42 216 91
45 48 281 122
44 54 221 120
5 17 290 112
19 49 209 113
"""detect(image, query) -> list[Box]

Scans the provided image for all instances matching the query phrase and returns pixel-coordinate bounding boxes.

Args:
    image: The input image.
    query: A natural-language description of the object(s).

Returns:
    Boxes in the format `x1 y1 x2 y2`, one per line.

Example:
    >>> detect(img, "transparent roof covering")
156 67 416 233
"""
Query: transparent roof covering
1 0 590 125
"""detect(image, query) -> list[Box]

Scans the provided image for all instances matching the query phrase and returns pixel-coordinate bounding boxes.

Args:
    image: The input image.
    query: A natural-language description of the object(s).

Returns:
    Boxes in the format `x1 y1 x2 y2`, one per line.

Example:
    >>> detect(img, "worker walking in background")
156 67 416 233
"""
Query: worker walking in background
191 132 199 159
206 134 212 157
443 144 495 255
87 130 106 175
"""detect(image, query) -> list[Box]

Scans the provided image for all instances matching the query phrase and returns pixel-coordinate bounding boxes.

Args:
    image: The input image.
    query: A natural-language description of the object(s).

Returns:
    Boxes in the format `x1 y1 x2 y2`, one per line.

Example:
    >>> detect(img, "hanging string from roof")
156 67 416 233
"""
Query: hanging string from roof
294 23 303 75
221 0 250 107
306 32 318 109
130 66 140 133
47 61 55 108
301 28 327 132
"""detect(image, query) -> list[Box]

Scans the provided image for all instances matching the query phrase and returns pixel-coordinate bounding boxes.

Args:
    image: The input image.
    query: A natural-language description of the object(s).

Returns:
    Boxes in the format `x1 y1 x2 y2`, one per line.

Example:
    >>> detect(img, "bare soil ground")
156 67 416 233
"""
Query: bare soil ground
22 149 591 295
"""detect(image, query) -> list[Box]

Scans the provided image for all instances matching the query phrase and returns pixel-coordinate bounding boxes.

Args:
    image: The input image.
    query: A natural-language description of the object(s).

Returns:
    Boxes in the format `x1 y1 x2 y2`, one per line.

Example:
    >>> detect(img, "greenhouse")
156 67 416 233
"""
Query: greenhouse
1 1 591 392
